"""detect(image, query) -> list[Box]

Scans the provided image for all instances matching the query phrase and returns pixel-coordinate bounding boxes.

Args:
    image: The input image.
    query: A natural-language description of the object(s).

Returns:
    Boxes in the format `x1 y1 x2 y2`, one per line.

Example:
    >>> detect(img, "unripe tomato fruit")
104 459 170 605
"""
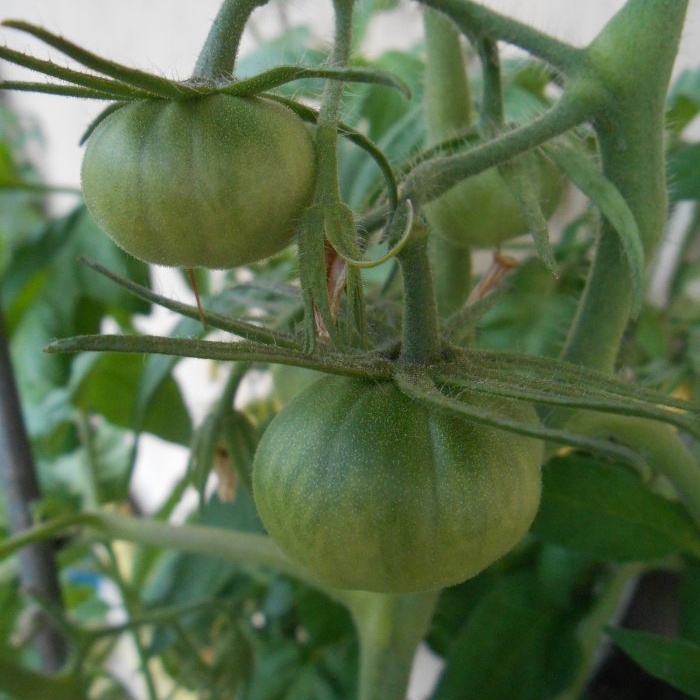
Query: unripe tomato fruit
424 153 562 248
252 375 543 593
81 95 316 269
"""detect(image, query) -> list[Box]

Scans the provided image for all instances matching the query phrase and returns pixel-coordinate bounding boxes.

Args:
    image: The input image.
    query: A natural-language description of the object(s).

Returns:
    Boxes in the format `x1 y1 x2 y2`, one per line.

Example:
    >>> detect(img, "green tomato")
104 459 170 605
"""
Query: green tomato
252 375 543 593
81 94 316 269
424 153 563 248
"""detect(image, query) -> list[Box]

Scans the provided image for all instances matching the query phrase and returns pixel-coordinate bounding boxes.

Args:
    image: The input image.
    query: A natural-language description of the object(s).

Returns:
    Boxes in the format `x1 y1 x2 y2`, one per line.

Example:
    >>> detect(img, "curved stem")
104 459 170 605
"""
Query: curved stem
192 0 267 80
565 412 700 530
0 511 319 588
346 590 439 700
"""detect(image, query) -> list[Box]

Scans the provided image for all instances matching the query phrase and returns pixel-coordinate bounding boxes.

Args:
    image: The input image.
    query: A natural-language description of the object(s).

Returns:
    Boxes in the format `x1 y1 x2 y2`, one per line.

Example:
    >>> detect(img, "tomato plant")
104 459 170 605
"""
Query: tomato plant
1 2 700 700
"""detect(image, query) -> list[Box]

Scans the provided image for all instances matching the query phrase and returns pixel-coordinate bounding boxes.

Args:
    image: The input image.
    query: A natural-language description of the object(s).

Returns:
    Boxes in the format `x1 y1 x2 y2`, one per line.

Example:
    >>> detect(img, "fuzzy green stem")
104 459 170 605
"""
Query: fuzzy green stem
192 0 267 81
561 0 689 372
555 562 647 700
423 8 474 318
404 92 594 210
347 590 439 700
416 0 583 73
398 229 443 364
476 37 503 130
314 0 356 196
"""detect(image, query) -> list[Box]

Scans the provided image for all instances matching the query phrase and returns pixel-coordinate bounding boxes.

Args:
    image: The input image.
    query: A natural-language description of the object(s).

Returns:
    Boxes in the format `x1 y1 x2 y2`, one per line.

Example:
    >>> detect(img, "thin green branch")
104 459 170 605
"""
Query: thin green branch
0 511 318 589
265 94 399 210
416 0 584 73
403 92 596 209
192 0 268 80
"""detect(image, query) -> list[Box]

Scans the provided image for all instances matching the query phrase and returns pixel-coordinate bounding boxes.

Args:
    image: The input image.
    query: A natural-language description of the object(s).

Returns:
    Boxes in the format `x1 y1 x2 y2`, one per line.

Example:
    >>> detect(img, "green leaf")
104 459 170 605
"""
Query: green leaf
532 455 700 561
668 143 700 201
70 352 191 445
608 628 700 698
432 572 579 700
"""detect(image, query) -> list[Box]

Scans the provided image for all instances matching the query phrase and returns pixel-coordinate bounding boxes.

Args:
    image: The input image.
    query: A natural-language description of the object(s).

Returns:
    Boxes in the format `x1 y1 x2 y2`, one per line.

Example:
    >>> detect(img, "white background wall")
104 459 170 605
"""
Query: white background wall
2 0 699 197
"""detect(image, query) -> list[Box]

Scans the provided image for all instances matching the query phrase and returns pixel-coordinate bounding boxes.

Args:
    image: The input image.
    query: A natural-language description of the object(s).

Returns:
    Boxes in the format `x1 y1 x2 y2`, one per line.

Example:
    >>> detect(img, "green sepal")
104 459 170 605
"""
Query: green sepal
499 151 558 275
0 43 151 100
394 371 647 471
219 64 411 99
0 80 121 101
79 103 127 145
2 19 200 99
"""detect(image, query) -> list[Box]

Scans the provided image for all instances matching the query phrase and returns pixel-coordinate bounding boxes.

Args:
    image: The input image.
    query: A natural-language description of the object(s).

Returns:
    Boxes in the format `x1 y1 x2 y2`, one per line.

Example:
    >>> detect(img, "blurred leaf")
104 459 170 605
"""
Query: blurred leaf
668 143 700 201
70 352 192 446
608 628 700 699
667 67 700 137
532 455 700 561
432 571 579 700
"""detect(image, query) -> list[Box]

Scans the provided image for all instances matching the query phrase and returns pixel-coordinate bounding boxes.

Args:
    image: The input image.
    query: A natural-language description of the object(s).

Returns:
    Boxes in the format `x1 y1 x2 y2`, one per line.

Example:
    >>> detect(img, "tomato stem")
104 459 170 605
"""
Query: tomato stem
416 0 584 74
347 590 439 700
398 228 443 364
192 0 267 81
561 0 689 372
404 92 593 211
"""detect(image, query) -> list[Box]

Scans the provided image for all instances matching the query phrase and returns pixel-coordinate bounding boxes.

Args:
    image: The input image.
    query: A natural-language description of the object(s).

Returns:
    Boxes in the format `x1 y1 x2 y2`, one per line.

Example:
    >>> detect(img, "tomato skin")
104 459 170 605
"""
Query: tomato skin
424 153 563 248
252 375 543 593
81 95 316 269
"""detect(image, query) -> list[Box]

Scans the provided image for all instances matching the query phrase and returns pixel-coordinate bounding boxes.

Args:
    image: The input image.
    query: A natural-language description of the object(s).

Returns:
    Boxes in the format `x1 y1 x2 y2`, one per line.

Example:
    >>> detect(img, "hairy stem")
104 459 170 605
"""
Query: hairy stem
192 0 267 80
561 0 689 371
416 0 583 73
423 8 474 318
403 93 594 210
347 590 439 700
398 229 443 364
